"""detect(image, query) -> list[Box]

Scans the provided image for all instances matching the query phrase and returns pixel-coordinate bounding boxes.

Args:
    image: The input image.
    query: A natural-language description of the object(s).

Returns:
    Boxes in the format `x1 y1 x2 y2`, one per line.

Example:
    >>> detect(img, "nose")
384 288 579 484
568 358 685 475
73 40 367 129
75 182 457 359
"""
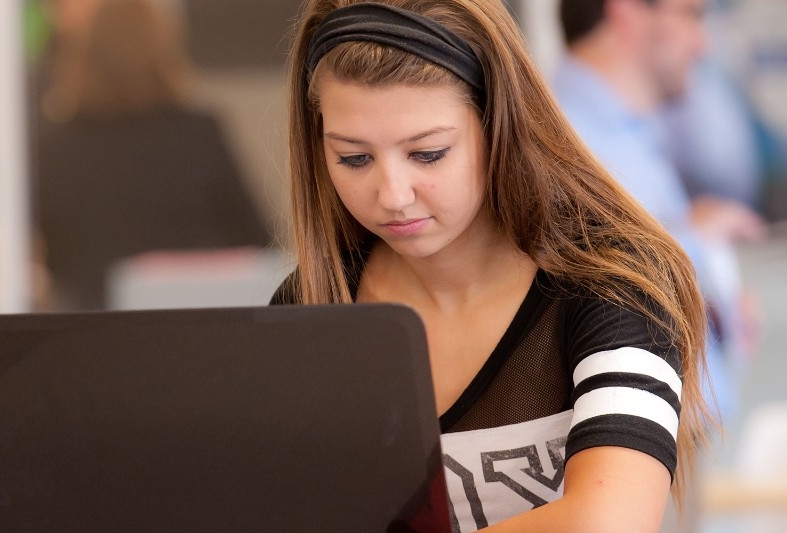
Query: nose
376 161 415 212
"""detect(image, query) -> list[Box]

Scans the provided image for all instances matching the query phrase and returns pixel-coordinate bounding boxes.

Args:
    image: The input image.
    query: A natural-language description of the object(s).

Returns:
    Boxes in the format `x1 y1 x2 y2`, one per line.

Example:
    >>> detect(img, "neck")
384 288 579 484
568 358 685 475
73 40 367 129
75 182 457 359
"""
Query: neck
365 213 536 312
569 33 660 114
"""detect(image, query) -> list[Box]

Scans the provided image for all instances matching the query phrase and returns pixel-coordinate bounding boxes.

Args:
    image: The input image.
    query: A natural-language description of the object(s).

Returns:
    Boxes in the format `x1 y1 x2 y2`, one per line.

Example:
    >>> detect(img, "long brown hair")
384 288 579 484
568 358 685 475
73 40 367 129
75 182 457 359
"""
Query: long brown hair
286 0 711 503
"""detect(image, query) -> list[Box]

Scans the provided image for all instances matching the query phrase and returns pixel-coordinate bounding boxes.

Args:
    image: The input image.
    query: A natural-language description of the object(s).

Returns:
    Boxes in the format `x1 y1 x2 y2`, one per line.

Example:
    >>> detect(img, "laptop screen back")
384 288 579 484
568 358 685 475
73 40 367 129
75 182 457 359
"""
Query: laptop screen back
0 304 450 532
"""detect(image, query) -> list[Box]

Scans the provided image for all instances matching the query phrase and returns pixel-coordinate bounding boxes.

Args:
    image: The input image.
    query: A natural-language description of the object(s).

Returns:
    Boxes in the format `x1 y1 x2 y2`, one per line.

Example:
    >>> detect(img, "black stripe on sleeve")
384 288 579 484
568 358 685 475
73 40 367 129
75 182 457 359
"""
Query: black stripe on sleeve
571 372 681 415
566 414 678 481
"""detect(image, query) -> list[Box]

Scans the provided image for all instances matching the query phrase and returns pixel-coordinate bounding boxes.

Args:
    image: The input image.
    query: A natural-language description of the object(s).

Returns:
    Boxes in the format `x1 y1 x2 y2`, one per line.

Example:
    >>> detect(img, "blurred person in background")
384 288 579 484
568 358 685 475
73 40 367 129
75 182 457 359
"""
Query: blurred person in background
550 2 769 528
659 58 764 211
551 0 765 423
657 0 787 222
30 0 272 311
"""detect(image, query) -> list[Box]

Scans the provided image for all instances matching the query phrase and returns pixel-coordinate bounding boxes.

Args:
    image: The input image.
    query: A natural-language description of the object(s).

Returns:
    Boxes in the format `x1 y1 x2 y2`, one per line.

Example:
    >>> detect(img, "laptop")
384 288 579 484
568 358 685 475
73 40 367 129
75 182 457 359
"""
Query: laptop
0 304 451 532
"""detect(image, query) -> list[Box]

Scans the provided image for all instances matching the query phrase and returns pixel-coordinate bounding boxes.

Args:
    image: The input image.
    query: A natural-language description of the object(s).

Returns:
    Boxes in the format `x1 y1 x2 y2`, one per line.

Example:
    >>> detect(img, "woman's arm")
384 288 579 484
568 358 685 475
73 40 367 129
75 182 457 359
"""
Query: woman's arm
484 445 671 532
479 285 680 532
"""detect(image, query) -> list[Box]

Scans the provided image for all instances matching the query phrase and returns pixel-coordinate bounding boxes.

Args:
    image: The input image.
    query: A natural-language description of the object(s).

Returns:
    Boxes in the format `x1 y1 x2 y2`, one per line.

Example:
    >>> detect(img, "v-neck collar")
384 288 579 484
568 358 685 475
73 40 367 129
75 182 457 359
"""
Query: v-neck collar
345 240 553 431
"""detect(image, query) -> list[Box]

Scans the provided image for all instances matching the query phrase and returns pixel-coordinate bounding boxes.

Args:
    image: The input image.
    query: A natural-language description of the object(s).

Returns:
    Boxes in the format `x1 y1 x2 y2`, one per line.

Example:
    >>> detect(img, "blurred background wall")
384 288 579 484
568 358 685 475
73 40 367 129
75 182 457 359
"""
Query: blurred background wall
1 0 31 313
23 0 302 311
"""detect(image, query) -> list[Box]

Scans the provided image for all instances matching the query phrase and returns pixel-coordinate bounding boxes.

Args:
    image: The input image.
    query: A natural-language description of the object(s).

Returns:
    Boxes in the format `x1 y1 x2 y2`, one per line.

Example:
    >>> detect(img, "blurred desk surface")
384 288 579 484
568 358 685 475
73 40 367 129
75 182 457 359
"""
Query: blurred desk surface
703 472 787 513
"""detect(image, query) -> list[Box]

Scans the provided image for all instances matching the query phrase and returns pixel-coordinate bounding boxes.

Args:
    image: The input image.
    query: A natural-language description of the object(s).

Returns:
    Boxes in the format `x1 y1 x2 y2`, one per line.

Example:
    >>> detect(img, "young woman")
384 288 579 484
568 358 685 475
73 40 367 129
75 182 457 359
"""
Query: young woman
272 0 712 530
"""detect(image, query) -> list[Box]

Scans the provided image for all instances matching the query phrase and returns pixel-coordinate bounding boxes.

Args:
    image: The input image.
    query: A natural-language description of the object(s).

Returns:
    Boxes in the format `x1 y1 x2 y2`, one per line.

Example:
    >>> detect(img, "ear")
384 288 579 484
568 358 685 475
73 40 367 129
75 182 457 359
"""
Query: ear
604 0 652 45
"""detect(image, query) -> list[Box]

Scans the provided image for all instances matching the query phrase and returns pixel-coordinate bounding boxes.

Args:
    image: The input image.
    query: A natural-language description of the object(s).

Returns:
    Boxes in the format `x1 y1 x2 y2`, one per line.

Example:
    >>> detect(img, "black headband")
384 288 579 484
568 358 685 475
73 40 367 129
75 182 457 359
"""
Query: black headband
306 2 486 96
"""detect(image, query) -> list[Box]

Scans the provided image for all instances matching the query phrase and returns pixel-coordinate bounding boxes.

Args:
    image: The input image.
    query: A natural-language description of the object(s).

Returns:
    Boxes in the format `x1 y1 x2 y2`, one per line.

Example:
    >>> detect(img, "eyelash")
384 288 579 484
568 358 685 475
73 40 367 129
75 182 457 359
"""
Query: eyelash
413 147 450 165
336 148 450 170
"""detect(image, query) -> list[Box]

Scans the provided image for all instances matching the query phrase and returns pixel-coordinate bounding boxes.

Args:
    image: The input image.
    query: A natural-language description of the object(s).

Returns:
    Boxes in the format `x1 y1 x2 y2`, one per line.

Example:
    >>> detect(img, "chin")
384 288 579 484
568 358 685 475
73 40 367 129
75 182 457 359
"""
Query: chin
383 239 441 260
389 245 437 260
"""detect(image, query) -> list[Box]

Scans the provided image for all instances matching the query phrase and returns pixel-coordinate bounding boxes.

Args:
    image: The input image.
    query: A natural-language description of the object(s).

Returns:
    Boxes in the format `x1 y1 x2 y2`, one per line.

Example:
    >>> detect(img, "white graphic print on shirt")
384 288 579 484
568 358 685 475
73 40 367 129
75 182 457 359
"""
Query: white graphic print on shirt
440 410 573 533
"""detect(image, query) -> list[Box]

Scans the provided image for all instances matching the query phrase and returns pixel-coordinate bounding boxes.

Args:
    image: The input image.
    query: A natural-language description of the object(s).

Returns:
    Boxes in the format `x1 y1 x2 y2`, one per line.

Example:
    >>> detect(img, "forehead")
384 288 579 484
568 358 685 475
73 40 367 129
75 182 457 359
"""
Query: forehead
318 79 478 143
318 79 469 117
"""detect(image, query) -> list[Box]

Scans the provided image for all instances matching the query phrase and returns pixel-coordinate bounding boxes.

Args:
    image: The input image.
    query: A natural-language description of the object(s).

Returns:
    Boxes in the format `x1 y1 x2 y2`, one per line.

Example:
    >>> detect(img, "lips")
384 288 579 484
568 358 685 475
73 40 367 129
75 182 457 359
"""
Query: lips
382 217 431 236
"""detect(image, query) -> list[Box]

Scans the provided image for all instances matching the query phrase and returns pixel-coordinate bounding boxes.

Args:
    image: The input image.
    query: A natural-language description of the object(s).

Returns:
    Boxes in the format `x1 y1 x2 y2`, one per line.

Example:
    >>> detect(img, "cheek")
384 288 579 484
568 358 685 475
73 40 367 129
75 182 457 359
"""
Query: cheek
660 22 692 60
329 174 371 217
445 166 486 216
328 176 353 207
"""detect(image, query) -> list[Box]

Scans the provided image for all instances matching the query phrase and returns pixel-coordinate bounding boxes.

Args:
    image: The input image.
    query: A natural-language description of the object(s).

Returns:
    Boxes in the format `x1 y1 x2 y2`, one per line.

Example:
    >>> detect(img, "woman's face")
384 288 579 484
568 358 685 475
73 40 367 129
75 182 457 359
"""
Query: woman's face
319 78 489 260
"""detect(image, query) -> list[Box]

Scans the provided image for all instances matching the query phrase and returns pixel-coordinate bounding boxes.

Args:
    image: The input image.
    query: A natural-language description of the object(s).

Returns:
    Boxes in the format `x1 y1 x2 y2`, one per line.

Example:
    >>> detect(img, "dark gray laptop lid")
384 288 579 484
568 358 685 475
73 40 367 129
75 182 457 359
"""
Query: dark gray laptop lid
0 304 451 532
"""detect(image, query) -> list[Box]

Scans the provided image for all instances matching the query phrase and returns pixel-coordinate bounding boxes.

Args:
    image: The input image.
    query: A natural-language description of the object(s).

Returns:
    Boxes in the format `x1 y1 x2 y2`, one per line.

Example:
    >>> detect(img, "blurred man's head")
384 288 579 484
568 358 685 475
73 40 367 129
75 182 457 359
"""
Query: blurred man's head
560 0 707 103
51 0 105 39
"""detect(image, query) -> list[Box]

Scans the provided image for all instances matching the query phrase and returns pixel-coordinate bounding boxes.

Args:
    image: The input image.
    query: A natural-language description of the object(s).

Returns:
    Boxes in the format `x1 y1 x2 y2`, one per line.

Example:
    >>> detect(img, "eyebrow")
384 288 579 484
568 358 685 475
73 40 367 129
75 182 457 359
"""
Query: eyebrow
323 126 457 146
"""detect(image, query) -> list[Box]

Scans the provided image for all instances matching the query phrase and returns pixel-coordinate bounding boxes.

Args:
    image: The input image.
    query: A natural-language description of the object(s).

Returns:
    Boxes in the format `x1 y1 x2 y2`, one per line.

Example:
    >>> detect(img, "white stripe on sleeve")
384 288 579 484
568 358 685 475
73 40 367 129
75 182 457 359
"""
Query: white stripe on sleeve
570 387 680 440
572 347 682 399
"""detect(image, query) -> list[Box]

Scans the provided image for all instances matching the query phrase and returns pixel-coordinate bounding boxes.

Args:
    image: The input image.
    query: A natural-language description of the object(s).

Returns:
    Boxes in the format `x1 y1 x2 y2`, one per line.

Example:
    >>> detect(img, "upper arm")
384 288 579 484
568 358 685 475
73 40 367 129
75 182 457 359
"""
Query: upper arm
562 291 680 529
560 445 671 532
563 291 682 481
484 444 671 533
484 291 680 532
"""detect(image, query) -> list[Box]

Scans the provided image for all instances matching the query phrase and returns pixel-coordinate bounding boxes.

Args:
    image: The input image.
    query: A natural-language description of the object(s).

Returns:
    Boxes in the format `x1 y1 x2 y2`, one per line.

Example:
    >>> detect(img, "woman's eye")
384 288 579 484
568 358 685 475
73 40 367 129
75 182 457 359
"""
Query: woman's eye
337 154 371 168
411 148 450 165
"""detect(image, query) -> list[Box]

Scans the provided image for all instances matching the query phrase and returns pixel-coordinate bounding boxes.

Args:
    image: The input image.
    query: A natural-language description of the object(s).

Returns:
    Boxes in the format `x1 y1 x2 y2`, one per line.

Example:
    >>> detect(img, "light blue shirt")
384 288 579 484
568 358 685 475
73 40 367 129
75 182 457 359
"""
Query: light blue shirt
551 56 738 419
552 57 692 227
550 56 718 282
658 59 762 208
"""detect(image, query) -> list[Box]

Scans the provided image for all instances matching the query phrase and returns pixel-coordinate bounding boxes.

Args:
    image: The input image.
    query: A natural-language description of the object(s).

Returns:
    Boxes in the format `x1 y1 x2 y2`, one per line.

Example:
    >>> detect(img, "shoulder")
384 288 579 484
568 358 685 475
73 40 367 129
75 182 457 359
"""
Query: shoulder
269 269 301 305
557 282 683 479
559 283 679 370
